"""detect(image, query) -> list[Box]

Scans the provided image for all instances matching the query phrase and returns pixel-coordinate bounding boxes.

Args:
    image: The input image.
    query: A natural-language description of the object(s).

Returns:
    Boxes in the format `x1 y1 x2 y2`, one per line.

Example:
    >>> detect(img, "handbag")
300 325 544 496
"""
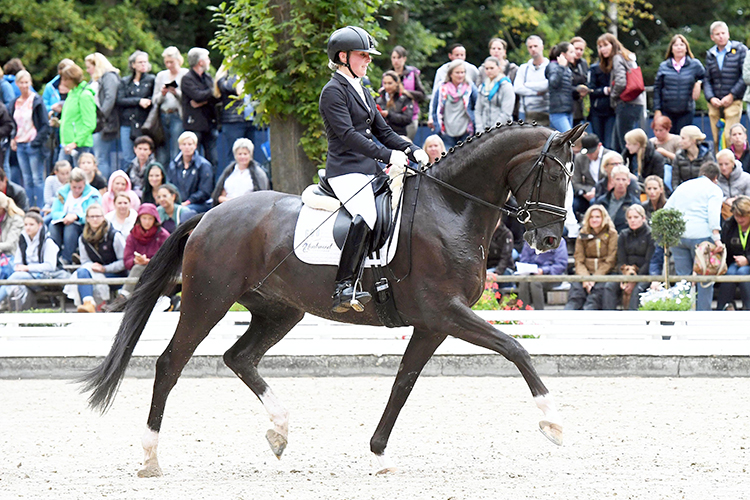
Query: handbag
141 104 165 146
618 61 644 102
693 241 727 276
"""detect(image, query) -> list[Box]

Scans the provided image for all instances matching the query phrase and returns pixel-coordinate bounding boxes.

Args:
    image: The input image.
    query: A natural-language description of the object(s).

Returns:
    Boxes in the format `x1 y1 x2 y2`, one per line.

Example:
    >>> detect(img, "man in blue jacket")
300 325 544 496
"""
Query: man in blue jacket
704 21 747 152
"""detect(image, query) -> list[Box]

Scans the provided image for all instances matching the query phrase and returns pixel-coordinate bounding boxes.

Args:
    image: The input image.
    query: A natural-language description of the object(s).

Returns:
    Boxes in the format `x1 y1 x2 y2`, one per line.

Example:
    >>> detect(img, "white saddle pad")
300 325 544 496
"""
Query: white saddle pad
293 203 402 267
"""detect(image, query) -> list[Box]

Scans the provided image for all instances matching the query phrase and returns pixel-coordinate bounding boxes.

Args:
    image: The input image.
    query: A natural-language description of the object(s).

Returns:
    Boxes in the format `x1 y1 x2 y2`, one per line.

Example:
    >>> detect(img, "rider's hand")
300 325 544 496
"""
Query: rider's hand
413 149 429 167
389 150 408 170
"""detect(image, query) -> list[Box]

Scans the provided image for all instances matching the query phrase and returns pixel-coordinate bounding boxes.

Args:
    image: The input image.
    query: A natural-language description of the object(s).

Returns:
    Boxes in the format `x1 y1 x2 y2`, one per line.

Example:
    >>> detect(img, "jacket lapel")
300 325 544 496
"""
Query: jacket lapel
333 72 372 115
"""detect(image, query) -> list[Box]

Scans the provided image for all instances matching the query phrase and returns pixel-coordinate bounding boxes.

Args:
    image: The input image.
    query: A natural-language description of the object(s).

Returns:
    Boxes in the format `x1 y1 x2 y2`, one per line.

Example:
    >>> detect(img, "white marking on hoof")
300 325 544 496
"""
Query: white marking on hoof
373 453 398 474
259 389 289 457
138 429 162 477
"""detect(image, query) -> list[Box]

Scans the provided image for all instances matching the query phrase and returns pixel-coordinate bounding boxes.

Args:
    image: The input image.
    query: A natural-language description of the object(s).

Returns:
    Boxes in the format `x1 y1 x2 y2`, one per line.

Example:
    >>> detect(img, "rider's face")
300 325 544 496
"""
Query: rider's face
345 51 371 78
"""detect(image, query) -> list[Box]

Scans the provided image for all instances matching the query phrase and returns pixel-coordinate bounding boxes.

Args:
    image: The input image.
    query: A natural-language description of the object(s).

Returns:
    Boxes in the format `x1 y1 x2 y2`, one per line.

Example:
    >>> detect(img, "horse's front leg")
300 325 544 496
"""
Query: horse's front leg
446 300 563 445
370 328 447 473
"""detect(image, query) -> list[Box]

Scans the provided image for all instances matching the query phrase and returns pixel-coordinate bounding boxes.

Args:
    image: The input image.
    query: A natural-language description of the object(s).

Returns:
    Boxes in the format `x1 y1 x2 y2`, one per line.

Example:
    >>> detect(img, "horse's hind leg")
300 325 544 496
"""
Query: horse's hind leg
222 301 305 459
370 328 447 473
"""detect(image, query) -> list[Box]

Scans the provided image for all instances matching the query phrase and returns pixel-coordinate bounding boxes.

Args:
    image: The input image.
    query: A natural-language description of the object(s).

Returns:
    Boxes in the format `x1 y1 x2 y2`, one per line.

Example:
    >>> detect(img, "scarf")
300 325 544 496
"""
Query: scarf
131 221 159 244
437 81 473 135
83 220 109 250
480 76 511 102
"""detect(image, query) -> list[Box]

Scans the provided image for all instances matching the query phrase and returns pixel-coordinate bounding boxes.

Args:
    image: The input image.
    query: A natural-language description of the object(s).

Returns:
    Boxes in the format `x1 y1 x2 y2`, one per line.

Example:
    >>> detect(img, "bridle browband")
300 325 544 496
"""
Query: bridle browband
409 129 573 229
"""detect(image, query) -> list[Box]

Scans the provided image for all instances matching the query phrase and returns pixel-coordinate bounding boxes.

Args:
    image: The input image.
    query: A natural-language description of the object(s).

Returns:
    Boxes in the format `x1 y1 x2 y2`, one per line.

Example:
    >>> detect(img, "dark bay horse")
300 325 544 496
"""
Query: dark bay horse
81 122 587 477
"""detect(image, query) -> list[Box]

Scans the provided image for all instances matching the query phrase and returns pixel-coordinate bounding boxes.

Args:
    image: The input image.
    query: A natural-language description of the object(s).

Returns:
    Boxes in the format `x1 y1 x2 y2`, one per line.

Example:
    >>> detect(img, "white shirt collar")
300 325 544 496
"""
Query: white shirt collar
337 69 362 88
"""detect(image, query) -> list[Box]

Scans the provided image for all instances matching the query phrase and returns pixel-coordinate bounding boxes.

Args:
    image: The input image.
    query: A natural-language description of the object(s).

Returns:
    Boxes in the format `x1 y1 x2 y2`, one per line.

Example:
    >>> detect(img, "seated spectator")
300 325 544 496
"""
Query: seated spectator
376 71 414 137
641 175 667 220
717 195 750 310
142 163 168 205
119 203 169 299
0 192 24 278
596 165 641 233
649 115 681 163
0 211 68 311
475 56 514 131
422 134 446 163
49 167 102 265
127 135 161 198
43 161 71 217
156 183 196 234
0 166 29 212
167 131 214 213
716 150 750 207
212 138 270 206
101 170 140 214
516 238 568 310
486 216 515 274
105 192 137 235
728 123 750 173
565 204 618 310
594 151 640 199
77 152 107 192
622 129 666 184
603 204 655 310
63 203 126 313
672 125 715 191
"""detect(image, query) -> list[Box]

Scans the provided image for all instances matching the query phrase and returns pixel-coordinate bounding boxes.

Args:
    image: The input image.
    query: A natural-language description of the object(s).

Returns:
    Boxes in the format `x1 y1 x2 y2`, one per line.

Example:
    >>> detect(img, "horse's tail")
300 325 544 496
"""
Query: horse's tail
78 213 205 413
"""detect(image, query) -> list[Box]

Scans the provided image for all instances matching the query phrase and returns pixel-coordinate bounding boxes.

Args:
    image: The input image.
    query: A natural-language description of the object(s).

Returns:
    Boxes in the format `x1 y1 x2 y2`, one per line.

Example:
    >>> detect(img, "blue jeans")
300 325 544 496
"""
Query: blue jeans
49 222 83 264
219 121 256 173
441 132 470 149
671 237 713 311
157 111 183 167
0 253 14 279
119 126 135 169
549 112 573 132
194 129 219 179
93 132 120 180
16 142 45 208
588 112 615 148
612 102 644 153
58 146 93 168
663 110 694 135
717 263 750 310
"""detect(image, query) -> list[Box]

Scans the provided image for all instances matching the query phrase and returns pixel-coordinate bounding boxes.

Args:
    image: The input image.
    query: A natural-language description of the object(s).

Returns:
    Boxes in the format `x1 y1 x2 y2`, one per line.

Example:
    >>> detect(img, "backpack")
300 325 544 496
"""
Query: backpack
81 82 105 134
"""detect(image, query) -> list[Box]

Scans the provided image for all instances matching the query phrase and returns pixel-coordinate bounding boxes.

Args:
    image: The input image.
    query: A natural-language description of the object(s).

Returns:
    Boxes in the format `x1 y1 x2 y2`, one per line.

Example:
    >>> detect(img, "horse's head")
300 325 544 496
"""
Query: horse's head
510 123 587 252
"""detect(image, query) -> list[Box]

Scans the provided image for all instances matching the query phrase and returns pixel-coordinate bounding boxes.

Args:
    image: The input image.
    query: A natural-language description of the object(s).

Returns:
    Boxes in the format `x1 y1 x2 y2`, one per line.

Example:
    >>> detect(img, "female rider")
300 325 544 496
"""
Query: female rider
320 26 428 313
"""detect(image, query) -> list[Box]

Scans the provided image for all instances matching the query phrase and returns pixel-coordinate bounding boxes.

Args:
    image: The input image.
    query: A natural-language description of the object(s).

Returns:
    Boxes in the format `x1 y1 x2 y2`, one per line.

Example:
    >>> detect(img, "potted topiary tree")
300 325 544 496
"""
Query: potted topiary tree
649 208 686 289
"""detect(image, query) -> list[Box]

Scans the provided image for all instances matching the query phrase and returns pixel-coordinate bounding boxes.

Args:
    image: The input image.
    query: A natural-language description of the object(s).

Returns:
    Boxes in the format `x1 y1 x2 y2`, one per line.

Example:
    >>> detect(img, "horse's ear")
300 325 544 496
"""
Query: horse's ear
554 123 589 146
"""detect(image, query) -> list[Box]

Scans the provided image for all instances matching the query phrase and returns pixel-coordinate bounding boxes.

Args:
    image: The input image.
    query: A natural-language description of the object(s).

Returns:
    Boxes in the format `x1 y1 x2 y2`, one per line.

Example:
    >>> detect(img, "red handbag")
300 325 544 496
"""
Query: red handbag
619 63 644 102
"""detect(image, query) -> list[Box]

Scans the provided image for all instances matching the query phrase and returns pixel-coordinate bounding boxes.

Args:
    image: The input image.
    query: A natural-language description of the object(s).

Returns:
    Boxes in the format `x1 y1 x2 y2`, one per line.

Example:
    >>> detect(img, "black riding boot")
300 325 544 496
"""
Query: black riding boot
332 215 372 313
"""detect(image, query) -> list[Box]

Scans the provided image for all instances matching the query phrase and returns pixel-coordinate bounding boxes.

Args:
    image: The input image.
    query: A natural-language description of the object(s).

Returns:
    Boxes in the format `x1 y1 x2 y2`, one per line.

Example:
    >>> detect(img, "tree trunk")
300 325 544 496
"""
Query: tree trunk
663 246 670 289
607 2 618 36
269 115 317 195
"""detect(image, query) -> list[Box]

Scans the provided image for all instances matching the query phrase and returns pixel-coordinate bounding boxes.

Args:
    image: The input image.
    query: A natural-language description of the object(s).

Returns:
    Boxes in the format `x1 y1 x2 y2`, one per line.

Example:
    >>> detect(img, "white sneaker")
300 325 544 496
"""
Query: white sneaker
155 296 172 312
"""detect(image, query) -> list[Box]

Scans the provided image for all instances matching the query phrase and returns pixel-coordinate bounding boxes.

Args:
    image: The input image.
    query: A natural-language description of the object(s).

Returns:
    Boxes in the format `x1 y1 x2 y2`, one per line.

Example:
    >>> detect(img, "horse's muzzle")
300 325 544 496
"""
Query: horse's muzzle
524 230 561 253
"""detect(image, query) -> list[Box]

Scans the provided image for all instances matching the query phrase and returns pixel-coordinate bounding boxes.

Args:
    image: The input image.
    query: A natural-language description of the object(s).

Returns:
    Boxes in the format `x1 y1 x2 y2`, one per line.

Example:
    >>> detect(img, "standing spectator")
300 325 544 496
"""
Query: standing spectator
514 35 549 125
570 37 590 126
155 183 196 234
604 33 646 153
0 67 14 108
126 135 160 198
649 114 681 163
9 70 49 208
142 163 168 205
595 164 641 233
588 36 617 148
64 203 126 313
431 60 477 148
58 64 96 166
0 167 29 212
43 59 75 170
728 123 750 173
664 162 724 310
565 204 618 310
212 138 270 206
705 21 747 152
653 35 705 134
3 59 31 98
717 195 750 310
475 57 514 131
478 38 519 86
152 47 189 167
546 42 577 132
167 131 214 213
427 43 479 131
43 160 71 217
181 47 219 171
214 60 257 175
672 125 716 190
573 134 610 216
77 152 107 193
389 46 426 139
85 52 121 179
0 191 24 279
105 192 137 235
119 203 170 298
375 71 414 137
516 239 568 310
117 50 155 169
641 175 667 220
0 102 14 174
603 204 655 310
622 128 666 184
716 149 750 205
101 170 141 214
48 167 102 265
422 134 446 163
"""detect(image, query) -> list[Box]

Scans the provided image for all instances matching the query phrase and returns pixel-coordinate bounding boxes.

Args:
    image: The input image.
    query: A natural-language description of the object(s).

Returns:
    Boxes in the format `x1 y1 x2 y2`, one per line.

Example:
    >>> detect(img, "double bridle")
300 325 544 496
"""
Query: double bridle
412 130 573 229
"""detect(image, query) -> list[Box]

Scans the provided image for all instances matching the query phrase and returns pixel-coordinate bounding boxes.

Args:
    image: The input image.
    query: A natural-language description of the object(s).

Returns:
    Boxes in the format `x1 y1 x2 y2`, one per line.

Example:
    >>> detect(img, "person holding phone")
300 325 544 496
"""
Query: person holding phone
152 47 189 166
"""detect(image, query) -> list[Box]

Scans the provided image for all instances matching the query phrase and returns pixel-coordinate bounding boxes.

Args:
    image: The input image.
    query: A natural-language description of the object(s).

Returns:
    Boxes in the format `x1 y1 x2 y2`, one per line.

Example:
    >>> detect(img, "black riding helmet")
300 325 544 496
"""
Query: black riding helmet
327 26 381 68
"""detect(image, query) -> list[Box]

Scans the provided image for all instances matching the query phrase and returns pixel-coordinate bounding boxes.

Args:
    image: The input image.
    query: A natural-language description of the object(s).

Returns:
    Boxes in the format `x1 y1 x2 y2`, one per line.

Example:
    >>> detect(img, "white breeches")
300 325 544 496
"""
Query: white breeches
328 173 377 230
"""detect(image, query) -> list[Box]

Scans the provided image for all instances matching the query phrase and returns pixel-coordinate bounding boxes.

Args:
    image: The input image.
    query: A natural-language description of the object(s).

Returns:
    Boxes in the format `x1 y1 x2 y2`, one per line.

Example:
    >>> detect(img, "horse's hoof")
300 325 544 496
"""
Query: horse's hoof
137 458 163 478
539 420 563 446
266 429 287 459
375 467 398 475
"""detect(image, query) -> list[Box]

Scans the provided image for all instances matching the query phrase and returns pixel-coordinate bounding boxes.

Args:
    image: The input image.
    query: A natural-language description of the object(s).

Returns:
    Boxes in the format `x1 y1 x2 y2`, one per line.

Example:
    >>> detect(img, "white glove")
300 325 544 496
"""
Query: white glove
389 149 408 169
413 149 429 166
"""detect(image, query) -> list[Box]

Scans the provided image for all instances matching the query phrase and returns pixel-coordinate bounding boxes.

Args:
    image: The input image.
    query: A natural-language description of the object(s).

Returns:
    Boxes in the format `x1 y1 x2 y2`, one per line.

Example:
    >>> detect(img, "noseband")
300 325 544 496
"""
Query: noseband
412 130 573 227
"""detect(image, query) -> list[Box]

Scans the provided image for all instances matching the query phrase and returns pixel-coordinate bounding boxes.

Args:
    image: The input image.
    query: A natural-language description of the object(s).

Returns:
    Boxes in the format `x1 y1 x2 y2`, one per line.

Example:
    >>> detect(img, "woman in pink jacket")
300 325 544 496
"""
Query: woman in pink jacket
101 170 141 213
